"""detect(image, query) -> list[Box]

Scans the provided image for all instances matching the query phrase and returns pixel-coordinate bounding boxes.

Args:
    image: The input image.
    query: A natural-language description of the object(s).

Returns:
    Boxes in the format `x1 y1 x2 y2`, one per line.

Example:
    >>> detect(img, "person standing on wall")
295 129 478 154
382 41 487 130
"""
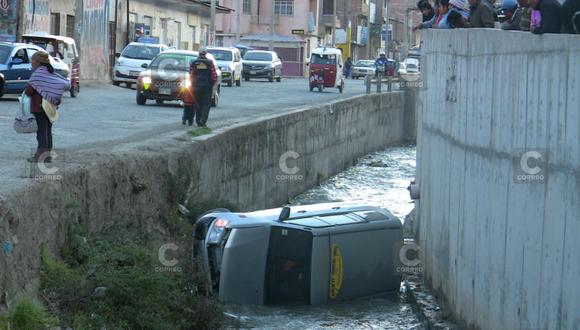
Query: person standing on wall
188 48 217 128
25 51 70 163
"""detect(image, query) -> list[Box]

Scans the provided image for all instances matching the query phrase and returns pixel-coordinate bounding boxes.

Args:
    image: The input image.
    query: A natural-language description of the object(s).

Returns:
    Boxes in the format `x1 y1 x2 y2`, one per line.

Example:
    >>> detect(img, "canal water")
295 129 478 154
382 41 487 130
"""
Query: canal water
224 144 422 330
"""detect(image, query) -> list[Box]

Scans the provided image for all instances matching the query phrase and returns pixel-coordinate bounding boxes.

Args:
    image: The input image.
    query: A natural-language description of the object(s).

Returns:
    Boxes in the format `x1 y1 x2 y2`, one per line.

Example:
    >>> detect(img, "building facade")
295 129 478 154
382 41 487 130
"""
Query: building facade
0 0 230 80
216 0 320 77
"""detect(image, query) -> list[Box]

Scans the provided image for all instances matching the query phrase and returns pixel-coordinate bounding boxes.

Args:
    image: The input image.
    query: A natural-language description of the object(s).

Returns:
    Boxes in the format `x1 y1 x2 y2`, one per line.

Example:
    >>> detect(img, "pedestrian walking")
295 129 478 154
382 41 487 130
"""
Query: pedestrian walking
184 48 217 127
344 57 353 79
25 51 69 163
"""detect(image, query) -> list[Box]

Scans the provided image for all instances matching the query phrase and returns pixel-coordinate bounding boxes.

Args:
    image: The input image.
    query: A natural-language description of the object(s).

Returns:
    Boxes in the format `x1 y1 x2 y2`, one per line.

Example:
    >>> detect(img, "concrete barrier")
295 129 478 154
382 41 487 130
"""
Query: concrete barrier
416 29 580 329
0 91 413 310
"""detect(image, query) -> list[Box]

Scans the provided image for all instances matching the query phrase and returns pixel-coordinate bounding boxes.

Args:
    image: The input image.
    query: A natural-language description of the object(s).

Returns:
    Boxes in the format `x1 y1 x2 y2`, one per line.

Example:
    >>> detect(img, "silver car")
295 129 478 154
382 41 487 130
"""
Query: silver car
193 203 403 305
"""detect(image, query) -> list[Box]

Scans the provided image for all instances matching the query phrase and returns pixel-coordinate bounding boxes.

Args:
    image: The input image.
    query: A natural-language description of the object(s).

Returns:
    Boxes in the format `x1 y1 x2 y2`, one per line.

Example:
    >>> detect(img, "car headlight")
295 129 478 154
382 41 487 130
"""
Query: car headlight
207 218 230 244
141 76 152 85
181 78 191 89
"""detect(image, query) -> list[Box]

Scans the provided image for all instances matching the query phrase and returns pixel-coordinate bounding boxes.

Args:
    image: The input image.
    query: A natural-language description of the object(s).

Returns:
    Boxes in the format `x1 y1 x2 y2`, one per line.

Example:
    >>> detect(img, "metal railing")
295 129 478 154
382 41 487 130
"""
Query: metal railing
364 75 399 94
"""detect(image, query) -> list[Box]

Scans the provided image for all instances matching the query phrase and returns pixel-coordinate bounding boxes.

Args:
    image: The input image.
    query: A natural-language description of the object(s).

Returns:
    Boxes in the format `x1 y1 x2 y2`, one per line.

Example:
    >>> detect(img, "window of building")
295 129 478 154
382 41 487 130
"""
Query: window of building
143 16 153 36
243 0 252 15
274 0 293 16
66 15 75 38
323 0 333 15
191 26 196 46
50 13 60 35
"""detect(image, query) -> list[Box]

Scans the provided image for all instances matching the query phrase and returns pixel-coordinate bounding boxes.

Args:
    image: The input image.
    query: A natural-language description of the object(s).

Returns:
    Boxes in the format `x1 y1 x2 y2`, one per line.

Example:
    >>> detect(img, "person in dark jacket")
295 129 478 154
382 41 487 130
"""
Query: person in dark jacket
468 0 496 27
529 0 563 33
418 0 436 21
187 48 218 127
561 0 580 33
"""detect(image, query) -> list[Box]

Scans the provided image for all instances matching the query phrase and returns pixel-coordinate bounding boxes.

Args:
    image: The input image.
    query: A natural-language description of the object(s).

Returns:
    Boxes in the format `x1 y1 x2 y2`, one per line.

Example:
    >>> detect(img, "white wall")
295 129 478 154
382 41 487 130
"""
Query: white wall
416 29 579 330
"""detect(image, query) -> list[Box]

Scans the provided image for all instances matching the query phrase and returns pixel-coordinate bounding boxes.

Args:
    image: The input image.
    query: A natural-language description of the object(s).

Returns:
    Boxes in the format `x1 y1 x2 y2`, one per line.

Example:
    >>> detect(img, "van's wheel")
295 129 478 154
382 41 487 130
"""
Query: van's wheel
244 76 250 81
113 81 120 86
276 76 281 82
156 99 164 105
126 82 133 88
136 93 147 105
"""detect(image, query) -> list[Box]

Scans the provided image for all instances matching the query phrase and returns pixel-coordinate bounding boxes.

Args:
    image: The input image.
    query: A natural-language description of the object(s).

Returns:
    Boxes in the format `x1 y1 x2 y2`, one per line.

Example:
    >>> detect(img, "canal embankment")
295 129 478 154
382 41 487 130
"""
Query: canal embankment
0 90 416 311
416 29 580 330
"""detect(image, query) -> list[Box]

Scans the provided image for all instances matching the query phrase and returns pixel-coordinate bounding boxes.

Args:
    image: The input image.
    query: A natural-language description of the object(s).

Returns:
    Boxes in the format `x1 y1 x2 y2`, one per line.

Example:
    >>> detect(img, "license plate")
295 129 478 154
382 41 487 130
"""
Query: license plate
129 71 140 77
159 88 171 95
250 70 256 75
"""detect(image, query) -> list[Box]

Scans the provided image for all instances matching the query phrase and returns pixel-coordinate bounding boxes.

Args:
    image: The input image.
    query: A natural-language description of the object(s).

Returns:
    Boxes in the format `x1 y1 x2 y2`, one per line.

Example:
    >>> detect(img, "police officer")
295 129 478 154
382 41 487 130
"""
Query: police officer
375 52 389 77
185 48 217 127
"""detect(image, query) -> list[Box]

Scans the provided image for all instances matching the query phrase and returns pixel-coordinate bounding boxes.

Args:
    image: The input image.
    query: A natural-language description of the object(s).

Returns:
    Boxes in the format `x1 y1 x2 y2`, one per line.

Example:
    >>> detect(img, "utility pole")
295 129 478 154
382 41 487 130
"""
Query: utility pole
366 1 372 59
331 0 337 46
236 0 241 43
269 0 274 51
126 0 130 46
210 0 216 46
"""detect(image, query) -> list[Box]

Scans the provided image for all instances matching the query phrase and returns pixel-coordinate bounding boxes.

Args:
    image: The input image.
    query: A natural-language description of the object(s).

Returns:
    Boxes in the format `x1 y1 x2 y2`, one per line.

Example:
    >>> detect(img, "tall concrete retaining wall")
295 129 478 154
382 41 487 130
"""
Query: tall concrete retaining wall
416 29 579 329
0 91 411 310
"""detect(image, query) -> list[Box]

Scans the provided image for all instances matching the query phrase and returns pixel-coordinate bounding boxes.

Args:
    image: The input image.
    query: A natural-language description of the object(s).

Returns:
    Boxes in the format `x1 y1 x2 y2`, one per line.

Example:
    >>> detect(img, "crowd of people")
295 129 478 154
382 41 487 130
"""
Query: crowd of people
413 0 580 34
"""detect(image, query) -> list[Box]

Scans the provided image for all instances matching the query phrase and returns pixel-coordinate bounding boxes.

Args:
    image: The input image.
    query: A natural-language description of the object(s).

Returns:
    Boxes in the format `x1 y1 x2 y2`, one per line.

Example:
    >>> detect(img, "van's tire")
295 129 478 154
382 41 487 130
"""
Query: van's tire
113 81 121 86
276 76 281 82
155 99 164 105
126 82 133 88
136 93 147 105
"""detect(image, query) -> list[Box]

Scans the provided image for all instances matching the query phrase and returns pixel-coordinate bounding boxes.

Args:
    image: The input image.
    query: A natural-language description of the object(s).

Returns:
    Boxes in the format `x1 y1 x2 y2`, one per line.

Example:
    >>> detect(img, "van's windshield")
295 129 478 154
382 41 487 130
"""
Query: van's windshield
122 45 161 60
208 49 232 61
311 54 336 65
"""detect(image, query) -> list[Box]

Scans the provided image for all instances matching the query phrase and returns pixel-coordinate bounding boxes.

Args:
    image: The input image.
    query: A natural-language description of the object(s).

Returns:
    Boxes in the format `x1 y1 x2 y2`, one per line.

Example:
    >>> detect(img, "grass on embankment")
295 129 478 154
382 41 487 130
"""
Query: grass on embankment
188 127 212 137
0 199 236 330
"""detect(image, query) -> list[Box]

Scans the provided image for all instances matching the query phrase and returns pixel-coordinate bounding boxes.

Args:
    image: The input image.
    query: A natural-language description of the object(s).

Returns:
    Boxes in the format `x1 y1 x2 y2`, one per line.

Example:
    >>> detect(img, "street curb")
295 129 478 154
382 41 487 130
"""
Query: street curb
405 274 459 330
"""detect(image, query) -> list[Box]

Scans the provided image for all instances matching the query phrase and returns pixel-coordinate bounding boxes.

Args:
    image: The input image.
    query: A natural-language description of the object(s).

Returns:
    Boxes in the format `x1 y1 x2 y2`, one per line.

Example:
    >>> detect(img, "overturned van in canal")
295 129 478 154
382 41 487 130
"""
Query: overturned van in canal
193 203 403 305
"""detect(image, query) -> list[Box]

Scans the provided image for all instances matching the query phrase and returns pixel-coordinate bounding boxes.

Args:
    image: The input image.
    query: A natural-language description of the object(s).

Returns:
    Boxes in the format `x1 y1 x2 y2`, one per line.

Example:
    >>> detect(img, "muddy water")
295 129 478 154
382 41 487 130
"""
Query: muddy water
225 144 422 329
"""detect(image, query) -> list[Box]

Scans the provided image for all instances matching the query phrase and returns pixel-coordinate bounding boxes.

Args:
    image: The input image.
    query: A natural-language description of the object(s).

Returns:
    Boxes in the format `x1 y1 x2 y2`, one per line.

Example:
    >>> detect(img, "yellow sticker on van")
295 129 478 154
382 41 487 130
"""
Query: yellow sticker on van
329 244 343 299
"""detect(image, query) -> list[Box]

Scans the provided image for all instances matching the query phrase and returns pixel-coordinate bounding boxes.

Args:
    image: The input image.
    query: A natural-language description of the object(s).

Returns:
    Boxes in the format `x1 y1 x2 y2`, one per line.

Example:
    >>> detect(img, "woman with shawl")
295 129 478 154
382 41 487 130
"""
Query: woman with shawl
25 51 70 163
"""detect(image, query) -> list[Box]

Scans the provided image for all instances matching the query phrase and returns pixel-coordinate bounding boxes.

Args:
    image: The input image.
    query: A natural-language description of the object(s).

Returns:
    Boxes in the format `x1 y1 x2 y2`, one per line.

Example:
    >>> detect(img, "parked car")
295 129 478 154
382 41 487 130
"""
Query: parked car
403 58 419 74
0 42 69 98
113 42 169 88
135 50 221 107
193 203 403 305
397 62 407 75
207 47 243 87
22 32 81 97
351 60 376 79
233 44 253 58
242 50 282 82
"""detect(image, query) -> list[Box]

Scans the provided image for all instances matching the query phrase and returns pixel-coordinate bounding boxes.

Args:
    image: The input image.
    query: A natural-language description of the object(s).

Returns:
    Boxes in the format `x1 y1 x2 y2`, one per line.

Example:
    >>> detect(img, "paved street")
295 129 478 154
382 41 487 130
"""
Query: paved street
0 78 369 193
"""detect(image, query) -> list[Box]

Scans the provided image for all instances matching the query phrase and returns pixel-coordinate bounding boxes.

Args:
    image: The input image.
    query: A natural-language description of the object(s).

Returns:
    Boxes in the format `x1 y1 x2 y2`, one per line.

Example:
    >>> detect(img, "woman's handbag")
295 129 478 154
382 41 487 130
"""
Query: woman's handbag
14 92 38 134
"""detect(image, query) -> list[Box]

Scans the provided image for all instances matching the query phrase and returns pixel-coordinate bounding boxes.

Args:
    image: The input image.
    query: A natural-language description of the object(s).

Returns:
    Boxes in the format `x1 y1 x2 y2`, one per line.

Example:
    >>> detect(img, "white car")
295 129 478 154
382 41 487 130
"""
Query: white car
207 47 243 87
113 42 169 88
402 58 419 74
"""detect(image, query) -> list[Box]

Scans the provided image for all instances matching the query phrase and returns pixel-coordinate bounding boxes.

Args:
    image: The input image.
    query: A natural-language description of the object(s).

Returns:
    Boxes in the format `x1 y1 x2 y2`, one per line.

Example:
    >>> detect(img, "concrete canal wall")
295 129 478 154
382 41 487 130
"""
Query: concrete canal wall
416 29 580 329
0 91 414 310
